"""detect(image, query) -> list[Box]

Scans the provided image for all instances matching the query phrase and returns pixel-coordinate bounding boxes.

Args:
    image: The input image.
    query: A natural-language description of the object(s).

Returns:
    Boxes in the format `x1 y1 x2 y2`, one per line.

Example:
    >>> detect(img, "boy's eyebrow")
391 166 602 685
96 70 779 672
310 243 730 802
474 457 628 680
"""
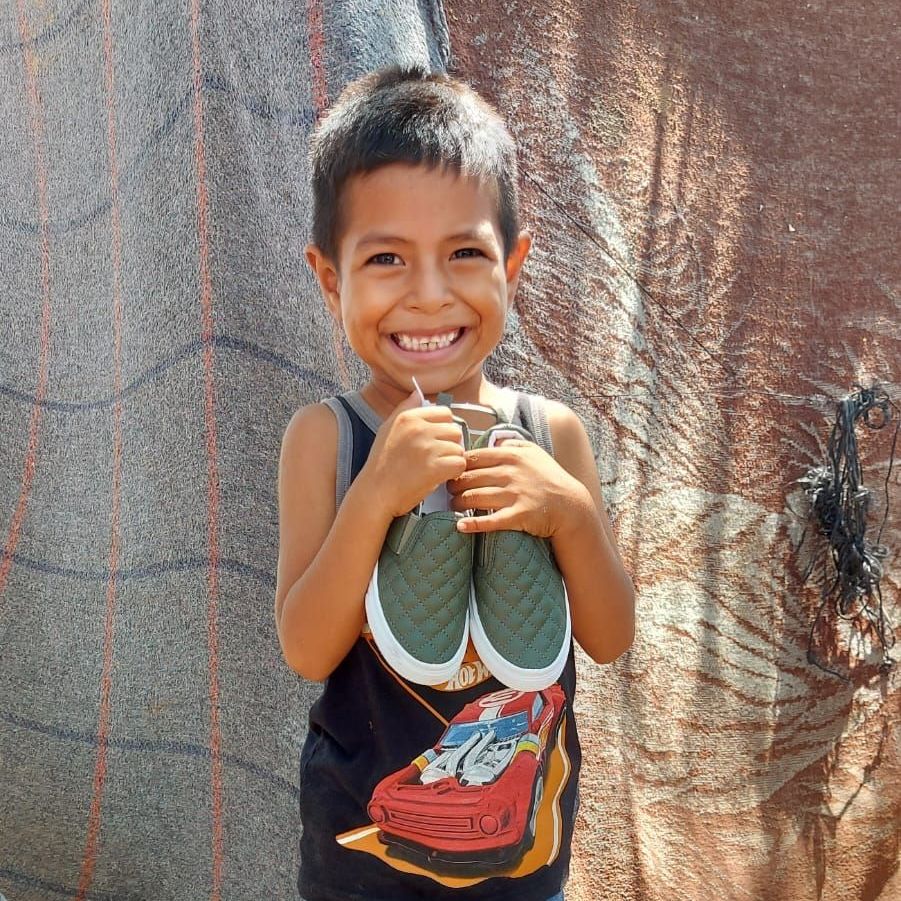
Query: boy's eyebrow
356 228 490 247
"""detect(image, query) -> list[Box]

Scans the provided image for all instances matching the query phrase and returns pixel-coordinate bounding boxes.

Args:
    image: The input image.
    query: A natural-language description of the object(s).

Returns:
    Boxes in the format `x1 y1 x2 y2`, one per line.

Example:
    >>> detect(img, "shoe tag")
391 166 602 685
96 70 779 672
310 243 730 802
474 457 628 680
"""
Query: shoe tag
421 484 451 514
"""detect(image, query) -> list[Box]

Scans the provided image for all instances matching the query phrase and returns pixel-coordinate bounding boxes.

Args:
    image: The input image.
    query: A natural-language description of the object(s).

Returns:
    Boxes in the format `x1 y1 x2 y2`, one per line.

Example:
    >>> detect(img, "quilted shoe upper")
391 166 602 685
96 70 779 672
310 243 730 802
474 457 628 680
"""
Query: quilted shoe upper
468 420 570 685
472 529 568 671
375 511 472 667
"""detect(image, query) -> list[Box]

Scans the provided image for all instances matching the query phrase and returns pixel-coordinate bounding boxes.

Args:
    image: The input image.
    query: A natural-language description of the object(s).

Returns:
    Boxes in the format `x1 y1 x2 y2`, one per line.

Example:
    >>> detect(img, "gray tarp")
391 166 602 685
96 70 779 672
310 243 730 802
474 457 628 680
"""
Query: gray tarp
1 2 447 897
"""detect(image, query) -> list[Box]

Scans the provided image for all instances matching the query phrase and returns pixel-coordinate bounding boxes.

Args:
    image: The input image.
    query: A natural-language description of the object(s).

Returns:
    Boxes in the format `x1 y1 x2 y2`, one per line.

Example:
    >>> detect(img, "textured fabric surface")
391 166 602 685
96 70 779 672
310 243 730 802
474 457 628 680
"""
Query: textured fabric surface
1 1 898 901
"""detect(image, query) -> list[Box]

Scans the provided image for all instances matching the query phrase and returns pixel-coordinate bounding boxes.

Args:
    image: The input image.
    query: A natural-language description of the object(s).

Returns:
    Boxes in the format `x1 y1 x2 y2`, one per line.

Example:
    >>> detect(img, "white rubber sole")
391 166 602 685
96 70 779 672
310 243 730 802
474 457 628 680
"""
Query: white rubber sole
365 559 471 686
469 580 571 692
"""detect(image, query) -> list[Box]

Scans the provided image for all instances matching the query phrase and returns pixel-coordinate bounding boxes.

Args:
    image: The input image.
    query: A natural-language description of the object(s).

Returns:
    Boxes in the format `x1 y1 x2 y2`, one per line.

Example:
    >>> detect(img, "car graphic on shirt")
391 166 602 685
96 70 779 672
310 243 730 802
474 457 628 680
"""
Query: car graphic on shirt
366 685 566 873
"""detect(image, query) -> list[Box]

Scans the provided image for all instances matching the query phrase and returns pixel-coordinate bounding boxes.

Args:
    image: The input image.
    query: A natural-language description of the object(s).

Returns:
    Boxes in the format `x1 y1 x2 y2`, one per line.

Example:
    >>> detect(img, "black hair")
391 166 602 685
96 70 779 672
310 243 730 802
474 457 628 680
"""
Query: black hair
309 64 520 262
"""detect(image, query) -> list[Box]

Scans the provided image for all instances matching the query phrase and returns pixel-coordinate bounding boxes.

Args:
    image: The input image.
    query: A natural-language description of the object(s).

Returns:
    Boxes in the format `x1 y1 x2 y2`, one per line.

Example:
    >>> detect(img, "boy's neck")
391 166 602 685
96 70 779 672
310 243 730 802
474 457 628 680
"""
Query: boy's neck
360 372 503 418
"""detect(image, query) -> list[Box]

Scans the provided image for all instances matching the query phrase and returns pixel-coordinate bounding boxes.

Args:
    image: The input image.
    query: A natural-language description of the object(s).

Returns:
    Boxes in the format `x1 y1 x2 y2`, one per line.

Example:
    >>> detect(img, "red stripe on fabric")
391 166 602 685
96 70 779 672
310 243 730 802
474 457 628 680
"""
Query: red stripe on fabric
2 6 53 597
75 1 125 895
308 0 328 115
306 0 350 388
188 1 225 897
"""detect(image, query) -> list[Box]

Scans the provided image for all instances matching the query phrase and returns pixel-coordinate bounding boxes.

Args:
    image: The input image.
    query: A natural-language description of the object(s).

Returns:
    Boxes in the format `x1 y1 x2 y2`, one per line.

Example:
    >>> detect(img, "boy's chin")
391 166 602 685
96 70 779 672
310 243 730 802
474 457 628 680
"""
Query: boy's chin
401 371 486 400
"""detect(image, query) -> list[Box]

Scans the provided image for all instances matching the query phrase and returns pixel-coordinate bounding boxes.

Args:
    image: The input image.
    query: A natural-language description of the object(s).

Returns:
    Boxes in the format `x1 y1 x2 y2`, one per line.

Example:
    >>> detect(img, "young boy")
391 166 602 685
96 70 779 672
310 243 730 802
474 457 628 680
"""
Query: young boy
276 64 635 901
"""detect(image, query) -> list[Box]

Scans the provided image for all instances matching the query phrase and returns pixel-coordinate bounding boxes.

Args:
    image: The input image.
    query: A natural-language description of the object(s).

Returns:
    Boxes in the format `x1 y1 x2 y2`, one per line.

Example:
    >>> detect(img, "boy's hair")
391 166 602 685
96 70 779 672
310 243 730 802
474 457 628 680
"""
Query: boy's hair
309 64 520 263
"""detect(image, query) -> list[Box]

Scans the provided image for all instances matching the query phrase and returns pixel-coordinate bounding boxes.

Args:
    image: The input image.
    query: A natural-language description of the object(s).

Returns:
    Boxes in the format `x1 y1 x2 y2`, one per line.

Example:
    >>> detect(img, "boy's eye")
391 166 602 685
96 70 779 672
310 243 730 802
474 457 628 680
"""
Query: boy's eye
453 247 484 259
368 252 401 265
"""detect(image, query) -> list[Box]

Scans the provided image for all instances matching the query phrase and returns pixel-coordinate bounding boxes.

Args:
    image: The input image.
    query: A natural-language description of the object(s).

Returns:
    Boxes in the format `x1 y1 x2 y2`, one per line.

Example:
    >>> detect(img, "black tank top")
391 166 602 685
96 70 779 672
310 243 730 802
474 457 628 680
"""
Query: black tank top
298 391 582 901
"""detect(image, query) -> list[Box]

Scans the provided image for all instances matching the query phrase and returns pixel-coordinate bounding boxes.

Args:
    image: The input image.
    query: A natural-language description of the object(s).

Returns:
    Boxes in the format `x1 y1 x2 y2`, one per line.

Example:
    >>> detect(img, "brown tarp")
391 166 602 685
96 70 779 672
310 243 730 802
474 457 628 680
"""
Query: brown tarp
442 2 899 898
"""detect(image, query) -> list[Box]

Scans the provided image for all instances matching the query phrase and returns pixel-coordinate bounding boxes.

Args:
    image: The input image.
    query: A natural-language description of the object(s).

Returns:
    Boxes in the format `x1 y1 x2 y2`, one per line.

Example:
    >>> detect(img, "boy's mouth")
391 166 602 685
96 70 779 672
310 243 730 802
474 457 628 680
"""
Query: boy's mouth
389 327 465 353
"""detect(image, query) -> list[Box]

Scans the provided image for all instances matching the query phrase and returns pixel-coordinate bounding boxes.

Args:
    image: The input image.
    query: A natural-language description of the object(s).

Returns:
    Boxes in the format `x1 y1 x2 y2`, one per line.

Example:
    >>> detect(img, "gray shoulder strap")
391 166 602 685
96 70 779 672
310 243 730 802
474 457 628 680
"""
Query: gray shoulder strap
320 397 353 509
513 392 554 457
341 389 382 434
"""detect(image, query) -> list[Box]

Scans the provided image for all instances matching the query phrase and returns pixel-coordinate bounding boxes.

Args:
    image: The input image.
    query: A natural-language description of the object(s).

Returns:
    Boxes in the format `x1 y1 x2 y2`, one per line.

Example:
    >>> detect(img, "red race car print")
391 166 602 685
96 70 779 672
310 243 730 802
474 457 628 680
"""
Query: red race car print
367 685 566 874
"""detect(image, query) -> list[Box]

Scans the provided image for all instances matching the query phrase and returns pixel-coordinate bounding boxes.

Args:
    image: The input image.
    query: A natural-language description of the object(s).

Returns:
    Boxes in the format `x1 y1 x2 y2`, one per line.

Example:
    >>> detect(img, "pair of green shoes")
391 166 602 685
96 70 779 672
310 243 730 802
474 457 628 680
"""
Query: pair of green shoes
364 405 571 691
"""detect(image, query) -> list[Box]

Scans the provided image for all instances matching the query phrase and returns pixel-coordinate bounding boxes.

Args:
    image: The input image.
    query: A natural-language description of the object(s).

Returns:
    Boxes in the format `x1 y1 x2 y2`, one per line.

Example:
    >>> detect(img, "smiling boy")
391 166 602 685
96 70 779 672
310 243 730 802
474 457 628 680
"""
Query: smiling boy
276 65 635 901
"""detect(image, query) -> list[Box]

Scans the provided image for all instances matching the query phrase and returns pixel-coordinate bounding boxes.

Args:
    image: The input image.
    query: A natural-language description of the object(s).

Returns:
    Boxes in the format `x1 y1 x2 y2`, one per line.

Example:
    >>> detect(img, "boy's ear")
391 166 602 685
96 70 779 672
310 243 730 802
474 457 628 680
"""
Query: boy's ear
305 244 342 324
505 231 532 307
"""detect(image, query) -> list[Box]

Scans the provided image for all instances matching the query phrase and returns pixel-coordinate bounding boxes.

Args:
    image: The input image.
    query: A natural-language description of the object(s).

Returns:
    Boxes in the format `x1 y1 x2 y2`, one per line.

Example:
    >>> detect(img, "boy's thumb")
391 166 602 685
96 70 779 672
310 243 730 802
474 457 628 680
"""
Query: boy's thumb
391 387 425 417
406 386 427 407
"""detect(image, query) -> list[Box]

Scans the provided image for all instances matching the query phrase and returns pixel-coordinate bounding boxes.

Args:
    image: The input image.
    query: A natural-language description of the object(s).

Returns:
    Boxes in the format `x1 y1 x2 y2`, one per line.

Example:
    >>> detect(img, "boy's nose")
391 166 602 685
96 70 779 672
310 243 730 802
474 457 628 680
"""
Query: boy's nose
406 266 453 311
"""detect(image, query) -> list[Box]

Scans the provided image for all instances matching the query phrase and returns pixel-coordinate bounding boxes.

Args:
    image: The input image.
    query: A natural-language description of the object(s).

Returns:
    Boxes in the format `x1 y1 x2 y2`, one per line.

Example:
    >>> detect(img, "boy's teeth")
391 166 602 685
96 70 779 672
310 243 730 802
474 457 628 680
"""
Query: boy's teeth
393 328 461 351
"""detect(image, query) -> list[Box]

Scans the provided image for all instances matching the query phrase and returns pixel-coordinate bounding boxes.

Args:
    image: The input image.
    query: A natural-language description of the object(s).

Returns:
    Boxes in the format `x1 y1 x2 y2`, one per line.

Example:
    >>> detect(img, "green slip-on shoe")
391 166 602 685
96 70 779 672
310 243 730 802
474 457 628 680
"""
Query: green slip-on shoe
365 509 474 684
364 410 474 685
468 423 571 691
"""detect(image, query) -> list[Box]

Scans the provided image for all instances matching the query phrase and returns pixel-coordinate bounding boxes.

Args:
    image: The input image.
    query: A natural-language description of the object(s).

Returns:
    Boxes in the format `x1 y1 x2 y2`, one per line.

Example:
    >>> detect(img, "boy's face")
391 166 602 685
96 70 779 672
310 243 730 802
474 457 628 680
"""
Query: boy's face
306 163 530 404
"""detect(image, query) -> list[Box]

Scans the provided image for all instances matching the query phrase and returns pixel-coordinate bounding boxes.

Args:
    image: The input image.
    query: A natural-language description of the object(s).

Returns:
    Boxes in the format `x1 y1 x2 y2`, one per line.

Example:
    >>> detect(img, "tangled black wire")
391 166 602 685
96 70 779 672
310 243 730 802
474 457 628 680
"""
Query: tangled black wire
794 383 898 681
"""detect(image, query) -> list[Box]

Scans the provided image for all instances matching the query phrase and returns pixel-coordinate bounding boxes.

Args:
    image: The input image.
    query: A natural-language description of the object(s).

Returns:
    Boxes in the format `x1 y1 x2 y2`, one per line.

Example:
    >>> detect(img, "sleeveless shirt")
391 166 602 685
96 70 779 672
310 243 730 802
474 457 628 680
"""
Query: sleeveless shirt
297 389 582 901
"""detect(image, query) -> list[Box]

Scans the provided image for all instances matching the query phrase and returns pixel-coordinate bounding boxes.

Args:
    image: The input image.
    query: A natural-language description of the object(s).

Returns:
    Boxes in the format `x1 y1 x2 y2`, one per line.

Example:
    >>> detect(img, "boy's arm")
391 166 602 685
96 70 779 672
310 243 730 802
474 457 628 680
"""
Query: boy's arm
275 394 469 681
274 403 393 681
545 400 635 663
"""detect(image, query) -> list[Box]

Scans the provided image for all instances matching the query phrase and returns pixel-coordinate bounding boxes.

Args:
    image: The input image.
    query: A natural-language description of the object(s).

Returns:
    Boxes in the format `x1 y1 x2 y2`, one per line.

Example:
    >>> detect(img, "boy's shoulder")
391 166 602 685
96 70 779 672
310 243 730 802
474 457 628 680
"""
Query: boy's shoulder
279 400 339 486
282 398 338 443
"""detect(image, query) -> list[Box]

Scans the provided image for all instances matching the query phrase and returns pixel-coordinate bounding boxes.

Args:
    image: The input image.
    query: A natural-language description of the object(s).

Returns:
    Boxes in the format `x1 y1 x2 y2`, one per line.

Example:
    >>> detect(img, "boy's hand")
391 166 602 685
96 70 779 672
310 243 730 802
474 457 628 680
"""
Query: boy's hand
447 439 593 538
361 389 468 520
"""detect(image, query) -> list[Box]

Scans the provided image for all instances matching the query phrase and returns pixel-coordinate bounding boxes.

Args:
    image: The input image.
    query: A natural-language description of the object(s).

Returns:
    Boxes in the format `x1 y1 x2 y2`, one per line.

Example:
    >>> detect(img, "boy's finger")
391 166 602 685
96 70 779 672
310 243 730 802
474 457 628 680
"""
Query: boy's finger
415 402 460 419
389 401 456 427
448 472 503 496
463 446 525 468
456 509 519 533
393 388 425 414
454 487 510 511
